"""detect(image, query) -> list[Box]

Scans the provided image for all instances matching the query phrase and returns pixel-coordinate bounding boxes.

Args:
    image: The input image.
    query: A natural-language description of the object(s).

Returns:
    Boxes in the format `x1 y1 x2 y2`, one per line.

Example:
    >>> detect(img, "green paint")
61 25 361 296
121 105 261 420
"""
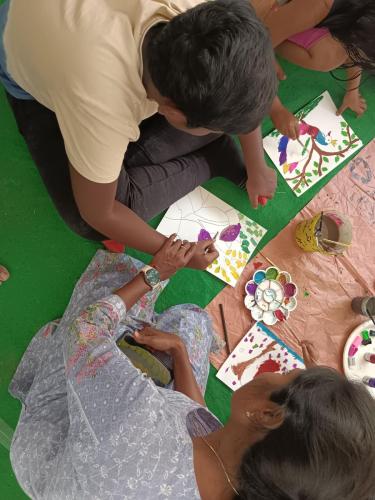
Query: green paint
265 267 279 280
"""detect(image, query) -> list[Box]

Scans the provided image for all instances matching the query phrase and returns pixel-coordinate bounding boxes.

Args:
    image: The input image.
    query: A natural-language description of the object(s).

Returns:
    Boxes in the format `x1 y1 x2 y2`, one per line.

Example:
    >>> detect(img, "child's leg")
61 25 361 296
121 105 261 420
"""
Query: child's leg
276 33 347 72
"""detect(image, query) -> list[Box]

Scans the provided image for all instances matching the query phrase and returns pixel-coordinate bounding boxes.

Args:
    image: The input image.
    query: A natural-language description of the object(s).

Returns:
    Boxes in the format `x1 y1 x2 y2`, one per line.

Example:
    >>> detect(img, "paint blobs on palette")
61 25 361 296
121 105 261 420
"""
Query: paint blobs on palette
216 323 305 390
361 330 372 346
244 267 298 325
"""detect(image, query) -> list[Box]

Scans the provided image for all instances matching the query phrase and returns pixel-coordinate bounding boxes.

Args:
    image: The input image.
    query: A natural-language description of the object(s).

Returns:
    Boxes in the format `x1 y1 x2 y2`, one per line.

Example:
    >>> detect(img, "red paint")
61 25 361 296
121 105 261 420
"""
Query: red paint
275 309 286 322
253 262 263 270
258 196 268 206
364 353 375 364
254 358 280 378
102 240 125 253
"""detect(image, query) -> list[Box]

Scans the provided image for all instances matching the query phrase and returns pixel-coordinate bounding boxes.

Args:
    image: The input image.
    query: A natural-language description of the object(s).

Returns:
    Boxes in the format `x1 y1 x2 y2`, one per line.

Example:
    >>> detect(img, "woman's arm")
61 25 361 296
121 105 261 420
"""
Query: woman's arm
134 328 205 406
263 0 331 48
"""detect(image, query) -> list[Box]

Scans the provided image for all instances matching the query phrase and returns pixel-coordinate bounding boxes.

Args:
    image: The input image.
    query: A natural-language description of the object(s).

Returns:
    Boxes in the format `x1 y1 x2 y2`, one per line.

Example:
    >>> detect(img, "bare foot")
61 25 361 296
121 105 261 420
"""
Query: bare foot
0 265 10 284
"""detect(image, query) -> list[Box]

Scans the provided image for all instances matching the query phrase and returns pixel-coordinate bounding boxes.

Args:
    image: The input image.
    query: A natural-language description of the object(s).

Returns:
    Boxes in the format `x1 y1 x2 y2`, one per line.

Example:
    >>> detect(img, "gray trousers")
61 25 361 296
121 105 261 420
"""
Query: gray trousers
6 93 245 241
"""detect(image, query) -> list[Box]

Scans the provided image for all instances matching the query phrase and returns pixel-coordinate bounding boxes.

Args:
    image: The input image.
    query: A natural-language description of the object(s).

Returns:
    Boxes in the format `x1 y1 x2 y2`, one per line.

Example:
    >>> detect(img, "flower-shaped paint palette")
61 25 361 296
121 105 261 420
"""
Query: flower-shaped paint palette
244 267 298 325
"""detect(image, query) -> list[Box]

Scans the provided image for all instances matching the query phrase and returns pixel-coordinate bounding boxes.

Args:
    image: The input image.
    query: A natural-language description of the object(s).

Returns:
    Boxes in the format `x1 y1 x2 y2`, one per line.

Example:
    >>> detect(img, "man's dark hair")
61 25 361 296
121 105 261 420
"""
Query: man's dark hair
146 0 277 134
237 367 375 499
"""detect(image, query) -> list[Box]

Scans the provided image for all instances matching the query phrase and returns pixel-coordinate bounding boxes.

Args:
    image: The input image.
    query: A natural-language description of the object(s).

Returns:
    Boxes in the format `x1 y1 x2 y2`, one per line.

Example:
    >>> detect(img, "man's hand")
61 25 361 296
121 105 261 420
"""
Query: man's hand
134 327 184 355
246 163 277 209
337 89 367 117
187 240 219 270
150 234 196 280
271 103 300 140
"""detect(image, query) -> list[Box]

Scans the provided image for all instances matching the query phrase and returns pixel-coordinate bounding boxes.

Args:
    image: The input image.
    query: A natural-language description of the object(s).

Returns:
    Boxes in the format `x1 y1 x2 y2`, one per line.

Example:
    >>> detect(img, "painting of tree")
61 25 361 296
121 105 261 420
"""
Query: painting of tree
263 92 363 197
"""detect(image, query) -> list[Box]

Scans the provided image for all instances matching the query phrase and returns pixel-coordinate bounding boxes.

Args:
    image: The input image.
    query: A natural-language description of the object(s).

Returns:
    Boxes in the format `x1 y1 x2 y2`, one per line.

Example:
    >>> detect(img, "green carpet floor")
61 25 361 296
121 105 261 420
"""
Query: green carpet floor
1 49 374 497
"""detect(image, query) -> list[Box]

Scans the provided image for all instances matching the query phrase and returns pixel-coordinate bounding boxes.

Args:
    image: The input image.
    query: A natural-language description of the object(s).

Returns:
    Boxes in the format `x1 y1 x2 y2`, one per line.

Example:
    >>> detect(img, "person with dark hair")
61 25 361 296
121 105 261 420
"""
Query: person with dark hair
251 0 375 139
0 0 277 256
9 244 375 498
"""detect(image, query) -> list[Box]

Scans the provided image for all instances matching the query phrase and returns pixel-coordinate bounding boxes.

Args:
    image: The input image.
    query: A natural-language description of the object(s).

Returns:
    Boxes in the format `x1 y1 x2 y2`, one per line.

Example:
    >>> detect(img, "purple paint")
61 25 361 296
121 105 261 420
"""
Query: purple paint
219 223 241 242
198 228 212 241
246 282 258 295
232 381 237 386
248 349 253 354
363 376 375 388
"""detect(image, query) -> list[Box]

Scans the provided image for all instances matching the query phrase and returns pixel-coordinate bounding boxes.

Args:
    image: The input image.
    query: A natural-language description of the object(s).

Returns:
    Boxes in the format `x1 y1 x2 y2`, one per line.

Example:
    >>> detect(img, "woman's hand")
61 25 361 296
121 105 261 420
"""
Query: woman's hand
301 340 318 369
150 234 196 280
186 239 219 270
336 90 367 117
134 327 185 356
135 327 205 405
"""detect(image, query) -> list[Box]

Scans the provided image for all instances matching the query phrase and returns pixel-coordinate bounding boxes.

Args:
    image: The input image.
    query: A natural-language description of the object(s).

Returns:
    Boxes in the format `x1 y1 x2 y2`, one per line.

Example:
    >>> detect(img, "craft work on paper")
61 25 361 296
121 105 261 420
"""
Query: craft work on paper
216 322 304 390
263 91 363 196
157 187 267 286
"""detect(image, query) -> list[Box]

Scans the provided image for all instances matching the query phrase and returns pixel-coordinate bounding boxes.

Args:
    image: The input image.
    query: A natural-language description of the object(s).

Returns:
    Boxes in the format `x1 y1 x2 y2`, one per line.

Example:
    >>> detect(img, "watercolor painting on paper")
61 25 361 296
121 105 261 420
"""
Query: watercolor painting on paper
156 187 267 286
216 323 304 390
263 91 363 197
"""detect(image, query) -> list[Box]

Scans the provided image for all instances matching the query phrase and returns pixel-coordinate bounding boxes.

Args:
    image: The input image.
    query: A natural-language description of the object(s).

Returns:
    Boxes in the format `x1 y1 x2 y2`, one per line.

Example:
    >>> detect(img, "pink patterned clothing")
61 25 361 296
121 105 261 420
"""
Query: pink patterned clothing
288 27 330 50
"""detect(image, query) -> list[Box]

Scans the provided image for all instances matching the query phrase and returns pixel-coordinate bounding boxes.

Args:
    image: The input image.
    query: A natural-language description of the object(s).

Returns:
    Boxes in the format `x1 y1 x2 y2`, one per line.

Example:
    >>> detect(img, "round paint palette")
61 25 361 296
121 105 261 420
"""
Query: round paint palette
343 320 375 399
244 267 298 325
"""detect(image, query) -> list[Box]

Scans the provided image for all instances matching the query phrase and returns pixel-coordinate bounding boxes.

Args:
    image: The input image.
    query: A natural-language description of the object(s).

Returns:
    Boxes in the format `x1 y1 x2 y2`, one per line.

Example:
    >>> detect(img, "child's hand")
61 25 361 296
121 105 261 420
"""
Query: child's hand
271 105 300 140
246 163 277 208
301 340 318 369
336 90 367 117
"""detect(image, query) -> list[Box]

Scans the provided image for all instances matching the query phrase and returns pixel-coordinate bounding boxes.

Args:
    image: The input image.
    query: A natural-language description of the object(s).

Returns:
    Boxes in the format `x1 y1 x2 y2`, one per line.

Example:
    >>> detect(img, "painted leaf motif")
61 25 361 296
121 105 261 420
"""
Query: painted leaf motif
230 266 239 280
198 228 212 241
219 223 241 242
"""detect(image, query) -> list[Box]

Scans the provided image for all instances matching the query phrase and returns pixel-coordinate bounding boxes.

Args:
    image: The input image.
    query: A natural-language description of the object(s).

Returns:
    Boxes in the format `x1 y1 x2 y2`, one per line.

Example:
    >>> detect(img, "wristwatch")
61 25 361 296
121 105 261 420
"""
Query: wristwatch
140 265 161 289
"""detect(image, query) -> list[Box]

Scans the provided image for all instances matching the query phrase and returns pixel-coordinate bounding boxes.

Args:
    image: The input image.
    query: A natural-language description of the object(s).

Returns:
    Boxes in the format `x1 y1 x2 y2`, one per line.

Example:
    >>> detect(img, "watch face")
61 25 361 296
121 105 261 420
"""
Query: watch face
145 268 160 287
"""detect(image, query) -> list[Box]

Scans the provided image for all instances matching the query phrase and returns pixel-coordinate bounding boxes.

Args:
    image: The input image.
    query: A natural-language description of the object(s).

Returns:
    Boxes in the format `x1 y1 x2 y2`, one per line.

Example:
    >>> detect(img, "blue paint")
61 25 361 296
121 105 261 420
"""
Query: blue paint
254 270 266 284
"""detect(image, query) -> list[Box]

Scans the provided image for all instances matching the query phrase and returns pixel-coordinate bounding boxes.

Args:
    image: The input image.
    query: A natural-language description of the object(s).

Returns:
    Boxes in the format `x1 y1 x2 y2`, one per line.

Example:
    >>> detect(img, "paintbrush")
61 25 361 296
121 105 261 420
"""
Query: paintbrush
219 303 231 355
320 238 351 248
204 231 219 254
